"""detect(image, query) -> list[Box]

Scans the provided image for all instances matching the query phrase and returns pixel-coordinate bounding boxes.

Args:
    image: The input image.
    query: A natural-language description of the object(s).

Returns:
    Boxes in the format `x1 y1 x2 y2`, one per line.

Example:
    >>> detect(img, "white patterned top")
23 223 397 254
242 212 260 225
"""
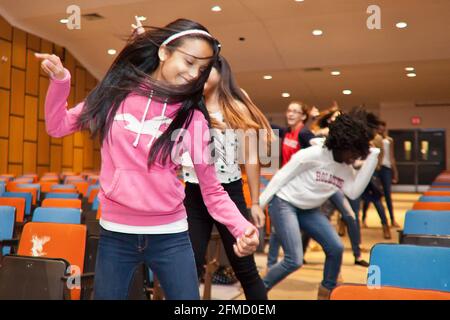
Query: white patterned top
181 111 242 184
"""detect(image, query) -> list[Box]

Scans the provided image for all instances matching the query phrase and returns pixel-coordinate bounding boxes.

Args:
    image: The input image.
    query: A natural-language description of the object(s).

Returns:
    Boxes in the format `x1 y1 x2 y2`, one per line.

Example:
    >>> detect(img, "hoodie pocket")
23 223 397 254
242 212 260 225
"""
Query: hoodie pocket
104 168 183 213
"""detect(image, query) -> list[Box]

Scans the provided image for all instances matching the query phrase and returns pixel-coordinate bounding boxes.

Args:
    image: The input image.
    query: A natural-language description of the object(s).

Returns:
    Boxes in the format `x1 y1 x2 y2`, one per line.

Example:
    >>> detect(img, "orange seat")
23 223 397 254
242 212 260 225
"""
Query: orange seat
430 185 450 189
0 197 25 222
96 205 101 220
17 222 87 300
88 188 99 204
331 284 450 300
8 187 38 205
40 181 57 193
413 202 450 211
73 181 89 197
41 198 82 209
52 188 78 194
424 191 450 196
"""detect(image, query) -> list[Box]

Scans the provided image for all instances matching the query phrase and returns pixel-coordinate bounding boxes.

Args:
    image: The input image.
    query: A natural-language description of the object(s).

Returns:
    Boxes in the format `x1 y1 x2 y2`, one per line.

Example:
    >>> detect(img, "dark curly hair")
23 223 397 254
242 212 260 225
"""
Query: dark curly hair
324 113 372 160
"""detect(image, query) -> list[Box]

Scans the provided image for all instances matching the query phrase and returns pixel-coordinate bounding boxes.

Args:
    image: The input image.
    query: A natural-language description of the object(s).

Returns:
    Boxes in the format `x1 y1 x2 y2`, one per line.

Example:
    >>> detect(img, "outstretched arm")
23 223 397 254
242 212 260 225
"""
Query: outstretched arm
35 53 84 138
342 148 380 199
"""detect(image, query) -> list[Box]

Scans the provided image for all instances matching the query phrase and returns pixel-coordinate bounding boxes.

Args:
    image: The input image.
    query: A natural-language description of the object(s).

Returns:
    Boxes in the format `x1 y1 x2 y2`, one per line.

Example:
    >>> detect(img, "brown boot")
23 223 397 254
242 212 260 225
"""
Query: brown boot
382 224 392 239
317 285 331 300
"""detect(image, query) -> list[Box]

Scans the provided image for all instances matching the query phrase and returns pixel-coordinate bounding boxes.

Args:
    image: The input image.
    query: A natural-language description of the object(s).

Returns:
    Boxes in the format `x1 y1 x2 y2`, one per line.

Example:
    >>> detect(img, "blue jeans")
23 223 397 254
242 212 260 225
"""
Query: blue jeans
267 226 281 268
263 196 344 290
329 191 361 258
94 227 200 300
379 166 395 222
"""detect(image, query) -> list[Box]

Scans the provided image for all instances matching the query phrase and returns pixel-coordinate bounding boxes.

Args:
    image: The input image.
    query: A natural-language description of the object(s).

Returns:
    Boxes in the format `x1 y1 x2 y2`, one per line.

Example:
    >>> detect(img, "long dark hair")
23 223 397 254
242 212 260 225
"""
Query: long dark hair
76 19 221 167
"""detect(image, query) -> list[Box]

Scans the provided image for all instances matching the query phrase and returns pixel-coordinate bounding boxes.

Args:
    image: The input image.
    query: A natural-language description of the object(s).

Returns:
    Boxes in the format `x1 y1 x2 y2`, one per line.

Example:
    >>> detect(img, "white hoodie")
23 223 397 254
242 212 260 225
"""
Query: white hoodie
259 145 380 209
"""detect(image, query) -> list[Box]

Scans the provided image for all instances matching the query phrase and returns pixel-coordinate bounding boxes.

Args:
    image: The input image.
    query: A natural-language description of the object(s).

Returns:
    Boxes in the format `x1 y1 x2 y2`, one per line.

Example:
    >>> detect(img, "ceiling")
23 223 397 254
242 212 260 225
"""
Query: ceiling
1 0 450 114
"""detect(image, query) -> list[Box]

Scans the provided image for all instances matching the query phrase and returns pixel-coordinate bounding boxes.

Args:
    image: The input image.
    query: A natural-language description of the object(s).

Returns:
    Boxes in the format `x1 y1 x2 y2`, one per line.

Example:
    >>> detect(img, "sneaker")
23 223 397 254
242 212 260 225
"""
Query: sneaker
317 284 331 300
354 258 370 267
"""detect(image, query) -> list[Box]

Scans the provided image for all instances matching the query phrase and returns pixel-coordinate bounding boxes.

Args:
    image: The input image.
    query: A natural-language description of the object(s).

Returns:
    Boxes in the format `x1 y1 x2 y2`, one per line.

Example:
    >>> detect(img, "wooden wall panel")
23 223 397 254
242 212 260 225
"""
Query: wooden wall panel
24 95 38 141
8 164 22 176
0 16 12 41
73 148 83 173
26 49 39 95
62 135 73 167
65 50 76 78
75 68 86 105
10 68 25 115
37 121 50 165
23 142 37 174
8 116 23 163
93 151 101 170
83 131 93 168
50 145 62 173
27 34 40 52
2 21 100 176
0 138 7 174
38 76 49 120
0 39 11 89
0 89 10 138
12 28 26 69
40 40 53 76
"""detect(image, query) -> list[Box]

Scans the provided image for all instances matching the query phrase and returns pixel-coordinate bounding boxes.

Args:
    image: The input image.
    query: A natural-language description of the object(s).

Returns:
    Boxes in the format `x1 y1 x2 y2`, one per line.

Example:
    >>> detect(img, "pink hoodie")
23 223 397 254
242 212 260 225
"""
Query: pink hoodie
45 69 255 239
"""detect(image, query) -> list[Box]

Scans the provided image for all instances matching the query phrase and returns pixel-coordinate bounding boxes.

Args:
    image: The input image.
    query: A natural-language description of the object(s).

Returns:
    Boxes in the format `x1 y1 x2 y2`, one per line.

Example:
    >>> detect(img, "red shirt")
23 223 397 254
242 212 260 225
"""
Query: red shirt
282 124 303 166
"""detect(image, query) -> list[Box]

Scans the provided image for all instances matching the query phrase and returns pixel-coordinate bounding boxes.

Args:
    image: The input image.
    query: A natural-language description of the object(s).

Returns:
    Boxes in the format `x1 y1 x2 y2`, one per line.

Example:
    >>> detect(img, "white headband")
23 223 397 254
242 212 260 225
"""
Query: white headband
161 29 214 47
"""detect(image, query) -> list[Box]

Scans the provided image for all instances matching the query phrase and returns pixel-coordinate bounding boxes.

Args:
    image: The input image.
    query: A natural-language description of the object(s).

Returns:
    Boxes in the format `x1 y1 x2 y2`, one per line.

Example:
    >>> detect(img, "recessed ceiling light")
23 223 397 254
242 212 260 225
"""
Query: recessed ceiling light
263 75 273 80
342 90 352 95
59 19 69 24
136 16 147 21
396 22 408 29
107 49 117 55
331 71 341 76
405 67 415 71
312 29 323 36
406 73 417 78
211 5 222 12
282 93 291 98
295 0 305 2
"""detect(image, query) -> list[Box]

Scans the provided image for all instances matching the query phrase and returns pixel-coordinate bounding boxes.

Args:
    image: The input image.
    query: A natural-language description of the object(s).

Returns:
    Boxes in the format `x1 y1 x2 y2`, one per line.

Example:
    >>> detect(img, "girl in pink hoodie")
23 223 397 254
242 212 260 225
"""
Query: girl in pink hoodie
36 18 259 300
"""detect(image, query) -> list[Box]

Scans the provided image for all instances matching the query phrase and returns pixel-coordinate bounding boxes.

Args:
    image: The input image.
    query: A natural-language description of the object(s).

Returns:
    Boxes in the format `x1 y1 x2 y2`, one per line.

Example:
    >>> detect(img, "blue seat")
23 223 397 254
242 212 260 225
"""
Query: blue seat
369 244 450 292
16 184 41 201
32 207 81 224
92 195 99 210
45 192 79 199
419 196 450 202
0 183 5 196
86 185 100 199
404 210 450 235
51 184 76 190
0 206 15 255
1 192 32 216
432 182 450 186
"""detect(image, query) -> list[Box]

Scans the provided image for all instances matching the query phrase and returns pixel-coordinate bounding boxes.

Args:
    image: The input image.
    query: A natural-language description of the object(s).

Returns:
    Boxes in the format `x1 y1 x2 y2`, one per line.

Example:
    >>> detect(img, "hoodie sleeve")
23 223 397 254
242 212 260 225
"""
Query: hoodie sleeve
342 147 381 199
45 68 84 138
259 148 318 208
185 111 257 240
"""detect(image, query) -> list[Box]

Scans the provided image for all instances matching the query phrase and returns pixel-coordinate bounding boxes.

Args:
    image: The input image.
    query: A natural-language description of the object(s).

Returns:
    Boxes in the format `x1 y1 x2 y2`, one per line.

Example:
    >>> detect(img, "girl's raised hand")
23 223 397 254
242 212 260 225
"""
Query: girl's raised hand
34 53 66 80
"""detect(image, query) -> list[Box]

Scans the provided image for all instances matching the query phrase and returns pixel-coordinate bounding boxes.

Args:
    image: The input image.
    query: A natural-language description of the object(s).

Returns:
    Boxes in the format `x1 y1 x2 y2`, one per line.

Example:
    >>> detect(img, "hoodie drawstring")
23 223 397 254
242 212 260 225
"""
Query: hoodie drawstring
133 91 154 148
147 98 168 148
